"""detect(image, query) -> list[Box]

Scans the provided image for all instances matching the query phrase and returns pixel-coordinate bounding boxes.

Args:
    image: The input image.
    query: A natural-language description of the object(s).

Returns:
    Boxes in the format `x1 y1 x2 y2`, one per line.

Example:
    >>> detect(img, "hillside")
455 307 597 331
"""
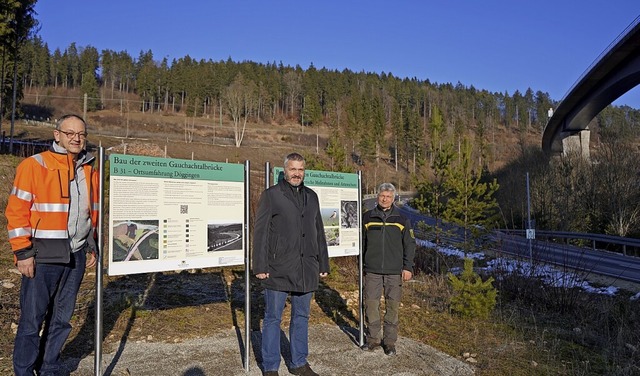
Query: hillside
12 87 541 195
0 117 640 376
4 91 639 375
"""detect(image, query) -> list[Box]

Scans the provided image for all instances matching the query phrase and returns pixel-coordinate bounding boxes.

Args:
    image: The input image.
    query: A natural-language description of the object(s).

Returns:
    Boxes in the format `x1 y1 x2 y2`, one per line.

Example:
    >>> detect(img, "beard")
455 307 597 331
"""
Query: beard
286 176 303 186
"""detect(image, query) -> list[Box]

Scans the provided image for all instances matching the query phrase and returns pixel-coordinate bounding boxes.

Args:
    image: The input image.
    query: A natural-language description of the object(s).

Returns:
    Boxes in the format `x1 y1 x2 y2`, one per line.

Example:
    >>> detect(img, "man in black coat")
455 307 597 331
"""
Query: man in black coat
253 152 330 376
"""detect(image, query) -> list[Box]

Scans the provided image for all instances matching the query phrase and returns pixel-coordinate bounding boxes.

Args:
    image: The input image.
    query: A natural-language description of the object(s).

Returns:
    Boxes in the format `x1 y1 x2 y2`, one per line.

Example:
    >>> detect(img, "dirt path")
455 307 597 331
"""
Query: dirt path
63 324 475 376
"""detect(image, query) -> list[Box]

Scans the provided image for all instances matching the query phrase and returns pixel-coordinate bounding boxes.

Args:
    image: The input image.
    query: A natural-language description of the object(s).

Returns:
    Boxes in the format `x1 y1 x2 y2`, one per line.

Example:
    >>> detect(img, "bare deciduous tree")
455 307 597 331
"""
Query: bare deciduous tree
223 73 257 147
283 71 301 118
594 135 640 237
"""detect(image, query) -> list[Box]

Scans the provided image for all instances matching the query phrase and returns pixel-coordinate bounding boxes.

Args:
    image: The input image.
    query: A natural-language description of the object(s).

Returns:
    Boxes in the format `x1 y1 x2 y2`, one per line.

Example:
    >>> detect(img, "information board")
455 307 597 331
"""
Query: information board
108 154 245 275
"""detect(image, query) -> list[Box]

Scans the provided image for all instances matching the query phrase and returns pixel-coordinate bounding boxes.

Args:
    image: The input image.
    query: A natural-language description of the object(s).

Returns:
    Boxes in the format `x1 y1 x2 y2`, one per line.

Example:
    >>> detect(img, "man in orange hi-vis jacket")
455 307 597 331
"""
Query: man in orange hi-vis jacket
5 114 100 376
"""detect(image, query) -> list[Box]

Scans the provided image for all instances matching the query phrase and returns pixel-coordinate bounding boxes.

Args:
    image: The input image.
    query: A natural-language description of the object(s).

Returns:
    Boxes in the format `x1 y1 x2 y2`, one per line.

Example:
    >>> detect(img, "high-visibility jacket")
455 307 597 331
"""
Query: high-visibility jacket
5 147 100 263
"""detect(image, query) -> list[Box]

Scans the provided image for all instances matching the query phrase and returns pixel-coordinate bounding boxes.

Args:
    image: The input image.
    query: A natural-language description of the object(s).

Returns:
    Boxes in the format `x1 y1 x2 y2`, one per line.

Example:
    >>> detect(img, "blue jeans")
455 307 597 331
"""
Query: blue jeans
261 289 313 372
13 251 87 376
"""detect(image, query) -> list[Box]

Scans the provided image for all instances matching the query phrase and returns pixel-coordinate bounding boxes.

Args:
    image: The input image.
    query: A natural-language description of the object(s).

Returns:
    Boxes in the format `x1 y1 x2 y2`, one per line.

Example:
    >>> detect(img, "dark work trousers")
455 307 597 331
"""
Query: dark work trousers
363 273 402 346
13 251 87 376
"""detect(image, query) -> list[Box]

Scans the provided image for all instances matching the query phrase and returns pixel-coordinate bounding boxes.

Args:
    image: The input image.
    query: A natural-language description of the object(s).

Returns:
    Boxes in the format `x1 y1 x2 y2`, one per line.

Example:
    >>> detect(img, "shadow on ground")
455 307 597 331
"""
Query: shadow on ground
60 272 474 375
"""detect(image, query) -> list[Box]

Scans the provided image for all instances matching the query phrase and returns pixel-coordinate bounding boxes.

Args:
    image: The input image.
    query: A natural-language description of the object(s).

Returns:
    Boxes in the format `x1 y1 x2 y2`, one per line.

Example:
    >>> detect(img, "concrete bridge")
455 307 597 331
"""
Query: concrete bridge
542 16 640 157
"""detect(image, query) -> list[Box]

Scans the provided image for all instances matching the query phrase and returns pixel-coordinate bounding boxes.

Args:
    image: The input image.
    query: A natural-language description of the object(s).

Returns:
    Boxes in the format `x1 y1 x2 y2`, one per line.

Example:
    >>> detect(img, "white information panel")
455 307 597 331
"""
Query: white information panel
108 154 245 276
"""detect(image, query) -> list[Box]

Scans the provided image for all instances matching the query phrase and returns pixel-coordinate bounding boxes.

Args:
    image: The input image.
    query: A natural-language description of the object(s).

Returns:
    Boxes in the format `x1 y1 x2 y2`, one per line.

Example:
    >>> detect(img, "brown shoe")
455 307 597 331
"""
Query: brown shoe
360 340 381 351
289 362 319 376
263 371 279 376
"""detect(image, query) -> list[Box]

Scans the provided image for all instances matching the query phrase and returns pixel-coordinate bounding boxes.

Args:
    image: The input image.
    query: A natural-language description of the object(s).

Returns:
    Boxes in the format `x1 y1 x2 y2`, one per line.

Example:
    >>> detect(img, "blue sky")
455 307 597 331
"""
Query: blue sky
34 1 640 107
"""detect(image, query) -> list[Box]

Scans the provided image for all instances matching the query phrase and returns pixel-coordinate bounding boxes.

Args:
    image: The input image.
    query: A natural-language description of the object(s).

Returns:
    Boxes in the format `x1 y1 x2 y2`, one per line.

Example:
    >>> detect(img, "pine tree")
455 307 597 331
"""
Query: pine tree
325 131 351 172
412 105 453 245
79 46 101 111
443 137 500 254
448 258 497 319
80 73 100 111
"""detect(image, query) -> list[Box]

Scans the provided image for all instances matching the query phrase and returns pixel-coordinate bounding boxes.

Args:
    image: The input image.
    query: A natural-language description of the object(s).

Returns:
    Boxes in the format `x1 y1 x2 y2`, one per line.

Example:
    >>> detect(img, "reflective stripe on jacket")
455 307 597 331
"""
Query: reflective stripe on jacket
5 148 99 259
362 205 416 275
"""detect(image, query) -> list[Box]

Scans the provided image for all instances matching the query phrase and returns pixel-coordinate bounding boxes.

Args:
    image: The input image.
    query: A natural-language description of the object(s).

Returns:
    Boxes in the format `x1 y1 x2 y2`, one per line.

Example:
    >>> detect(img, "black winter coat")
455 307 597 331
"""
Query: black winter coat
362 205 416 275
252 179 330 293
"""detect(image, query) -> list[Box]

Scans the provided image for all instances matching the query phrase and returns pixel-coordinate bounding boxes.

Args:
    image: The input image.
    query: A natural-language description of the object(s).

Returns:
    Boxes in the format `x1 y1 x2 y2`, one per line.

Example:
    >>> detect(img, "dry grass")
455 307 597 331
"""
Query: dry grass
1 114 638 375
0 155 22 374
1 236 639 375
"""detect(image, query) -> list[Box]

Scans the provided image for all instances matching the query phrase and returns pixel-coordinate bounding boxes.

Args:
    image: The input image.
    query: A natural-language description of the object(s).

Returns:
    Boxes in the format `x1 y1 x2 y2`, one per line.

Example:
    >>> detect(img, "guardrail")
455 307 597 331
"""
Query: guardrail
401 205 640 258
499 229 640 257
0 138 50 155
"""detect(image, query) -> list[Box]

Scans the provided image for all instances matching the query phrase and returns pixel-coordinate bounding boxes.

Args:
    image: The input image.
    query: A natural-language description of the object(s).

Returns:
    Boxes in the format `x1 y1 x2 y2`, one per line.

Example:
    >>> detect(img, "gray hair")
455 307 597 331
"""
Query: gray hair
56 114 87 130
284 152 305 168
377 182 396 195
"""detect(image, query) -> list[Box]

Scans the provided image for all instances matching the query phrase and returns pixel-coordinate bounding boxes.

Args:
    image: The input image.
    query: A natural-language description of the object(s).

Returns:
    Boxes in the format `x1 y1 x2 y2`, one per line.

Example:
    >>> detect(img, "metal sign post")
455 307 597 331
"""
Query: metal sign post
526 172 533 262
358 171 364 347
94 147 105 375
244 160 251 372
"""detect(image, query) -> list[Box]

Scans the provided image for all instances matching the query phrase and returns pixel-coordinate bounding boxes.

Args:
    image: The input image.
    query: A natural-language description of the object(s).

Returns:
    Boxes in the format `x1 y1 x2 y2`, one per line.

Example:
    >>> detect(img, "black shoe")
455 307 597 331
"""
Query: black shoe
360 341 381 351
383 344 397 356
289 363 319 376
263 371 279 376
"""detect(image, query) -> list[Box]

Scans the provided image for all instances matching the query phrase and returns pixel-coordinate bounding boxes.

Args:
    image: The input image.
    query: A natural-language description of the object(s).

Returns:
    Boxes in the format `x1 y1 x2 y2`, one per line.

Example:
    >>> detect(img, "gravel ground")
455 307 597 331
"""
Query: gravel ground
63 323 475 376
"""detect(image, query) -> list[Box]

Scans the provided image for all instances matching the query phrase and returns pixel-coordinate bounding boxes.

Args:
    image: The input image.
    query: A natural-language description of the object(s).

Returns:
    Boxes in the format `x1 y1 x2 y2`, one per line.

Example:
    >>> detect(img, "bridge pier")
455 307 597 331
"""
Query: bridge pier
561 130 590 159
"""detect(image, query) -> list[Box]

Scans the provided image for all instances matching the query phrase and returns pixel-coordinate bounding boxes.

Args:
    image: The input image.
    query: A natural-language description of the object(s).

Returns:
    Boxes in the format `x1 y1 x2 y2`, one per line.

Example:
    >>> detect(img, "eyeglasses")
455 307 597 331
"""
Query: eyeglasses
57 129 88 139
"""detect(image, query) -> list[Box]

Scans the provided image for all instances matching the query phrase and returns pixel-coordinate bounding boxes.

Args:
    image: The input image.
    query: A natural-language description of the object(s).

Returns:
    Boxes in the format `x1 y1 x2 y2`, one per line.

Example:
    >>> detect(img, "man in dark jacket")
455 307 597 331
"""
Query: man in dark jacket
252 152 330 376
361 183 415 356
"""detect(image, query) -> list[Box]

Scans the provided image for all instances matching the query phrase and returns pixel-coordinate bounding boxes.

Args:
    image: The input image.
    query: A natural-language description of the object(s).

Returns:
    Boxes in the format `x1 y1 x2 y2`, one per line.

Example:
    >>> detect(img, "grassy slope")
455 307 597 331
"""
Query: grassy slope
0 119 638 375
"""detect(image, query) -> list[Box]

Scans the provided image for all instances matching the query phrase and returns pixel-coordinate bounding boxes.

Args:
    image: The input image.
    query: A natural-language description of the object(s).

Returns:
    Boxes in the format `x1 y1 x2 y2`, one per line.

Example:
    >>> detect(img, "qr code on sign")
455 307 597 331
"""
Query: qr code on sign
180 205 188 214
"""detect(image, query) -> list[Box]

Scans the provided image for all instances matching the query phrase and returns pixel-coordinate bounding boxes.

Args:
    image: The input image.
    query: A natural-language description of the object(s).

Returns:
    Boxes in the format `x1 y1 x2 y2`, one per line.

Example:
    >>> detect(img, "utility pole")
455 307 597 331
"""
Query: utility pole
526 172 534 262
83 93 88 121
9 36 18 154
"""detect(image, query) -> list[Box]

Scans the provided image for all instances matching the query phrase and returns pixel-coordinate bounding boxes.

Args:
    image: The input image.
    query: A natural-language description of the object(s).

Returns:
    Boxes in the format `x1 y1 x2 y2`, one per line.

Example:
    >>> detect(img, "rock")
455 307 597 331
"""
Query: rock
2 282 15 289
